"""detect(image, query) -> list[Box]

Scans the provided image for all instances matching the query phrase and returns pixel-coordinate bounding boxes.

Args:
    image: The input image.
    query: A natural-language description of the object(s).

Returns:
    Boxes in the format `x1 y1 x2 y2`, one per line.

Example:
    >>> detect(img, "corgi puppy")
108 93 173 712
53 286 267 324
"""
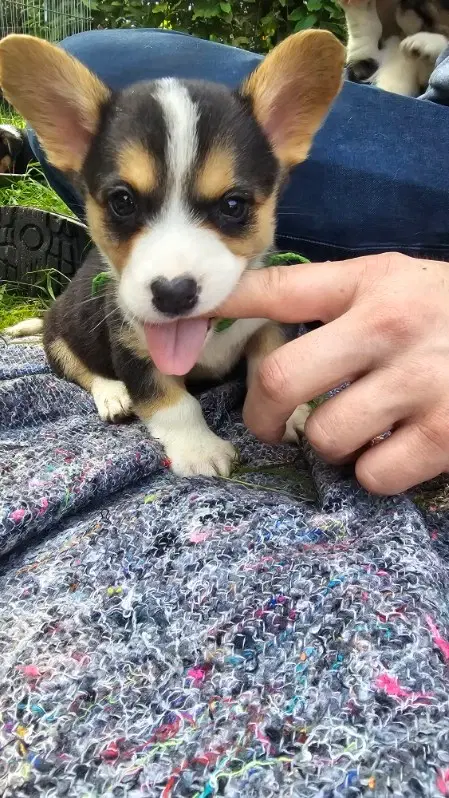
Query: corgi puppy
339 0 449 96
0 32 344 477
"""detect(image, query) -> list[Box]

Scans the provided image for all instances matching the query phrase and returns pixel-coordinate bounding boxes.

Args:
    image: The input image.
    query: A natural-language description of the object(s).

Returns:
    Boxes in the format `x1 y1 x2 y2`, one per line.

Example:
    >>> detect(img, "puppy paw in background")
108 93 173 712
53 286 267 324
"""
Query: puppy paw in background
338 0 449 95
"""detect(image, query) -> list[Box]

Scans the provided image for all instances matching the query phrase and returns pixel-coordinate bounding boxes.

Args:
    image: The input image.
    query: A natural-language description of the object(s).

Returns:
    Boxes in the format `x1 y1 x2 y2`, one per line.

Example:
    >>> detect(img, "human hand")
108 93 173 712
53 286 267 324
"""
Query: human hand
217 253 449 495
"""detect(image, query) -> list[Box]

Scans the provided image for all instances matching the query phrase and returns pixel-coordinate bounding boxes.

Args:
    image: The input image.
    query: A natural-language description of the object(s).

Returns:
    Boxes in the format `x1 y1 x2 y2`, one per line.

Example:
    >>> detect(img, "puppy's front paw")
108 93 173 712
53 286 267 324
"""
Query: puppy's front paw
4 318 43 337
283 403 311 444
165 432 237 478
91 377 133 422
401 32 448 61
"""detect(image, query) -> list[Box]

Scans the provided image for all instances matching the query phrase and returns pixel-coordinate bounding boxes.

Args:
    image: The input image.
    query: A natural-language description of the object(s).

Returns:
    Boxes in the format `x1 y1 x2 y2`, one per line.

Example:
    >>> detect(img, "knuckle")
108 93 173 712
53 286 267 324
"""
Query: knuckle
379 251 411 276
262 265 289 299
355 459 395 495
359 251 408 282
416 415 449 457
305 412 347 461
369 300 418 344
257 352 289 403
383 361 414 395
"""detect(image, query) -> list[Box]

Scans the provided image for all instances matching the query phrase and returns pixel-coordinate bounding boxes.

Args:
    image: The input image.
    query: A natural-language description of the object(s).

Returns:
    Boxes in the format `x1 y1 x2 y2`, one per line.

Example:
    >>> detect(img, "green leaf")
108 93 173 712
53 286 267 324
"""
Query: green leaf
261 11 277 25
294 13 318 30
192 2 221 19
214 318 236 333
151 2 168 12
288 5 306 21
220 1 231 12
91 271 111 296
306 0 322 10
266 251 310 266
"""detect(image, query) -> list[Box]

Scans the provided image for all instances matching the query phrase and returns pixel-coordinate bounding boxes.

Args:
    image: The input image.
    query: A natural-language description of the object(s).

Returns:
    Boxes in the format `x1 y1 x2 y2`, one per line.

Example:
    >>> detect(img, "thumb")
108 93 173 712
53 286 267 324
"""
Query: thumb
216 259 366 323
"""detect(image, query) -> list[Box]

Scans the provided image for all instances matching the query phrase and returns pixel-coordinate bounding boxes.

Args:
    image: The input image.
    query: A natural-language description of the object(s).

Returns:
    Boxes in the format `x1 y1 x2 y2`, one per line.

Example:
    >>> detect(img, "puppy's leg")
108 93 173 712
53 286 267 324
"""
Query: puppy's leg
47 337 133 422
111 340 236 476
338 0 383 82
4 318 44 337
375 36 421 95
90 376 133 422
246 323 310 443
134 372 236 477
401 31 448 61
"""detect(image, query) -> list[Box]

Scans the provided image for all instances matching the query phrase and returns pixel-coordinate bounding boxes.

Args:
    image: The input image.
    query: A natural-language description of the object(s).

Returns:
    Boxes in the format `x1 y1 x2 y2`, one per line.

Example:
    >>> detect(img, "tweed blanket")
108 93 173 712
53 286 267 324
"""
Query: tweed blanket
1 338 449 798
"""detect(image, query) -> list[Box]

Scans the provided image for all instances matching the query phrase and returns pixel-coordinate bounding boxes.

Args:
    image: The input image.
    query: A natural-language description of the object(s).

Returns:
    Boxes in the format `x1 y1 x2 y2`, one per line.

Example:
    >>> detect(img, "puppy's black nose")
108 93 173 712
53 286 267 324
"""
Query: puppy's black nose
151 276 199 316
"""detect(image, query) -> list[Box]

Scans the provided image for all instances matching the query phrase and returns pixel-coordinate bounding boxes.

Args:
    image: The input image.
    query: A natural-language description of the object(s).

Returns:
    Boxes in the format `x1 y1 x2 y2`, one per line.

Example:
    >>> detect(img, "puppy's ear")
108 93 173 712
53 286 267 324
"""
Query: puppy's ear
240 30 345 168
0 34 110 173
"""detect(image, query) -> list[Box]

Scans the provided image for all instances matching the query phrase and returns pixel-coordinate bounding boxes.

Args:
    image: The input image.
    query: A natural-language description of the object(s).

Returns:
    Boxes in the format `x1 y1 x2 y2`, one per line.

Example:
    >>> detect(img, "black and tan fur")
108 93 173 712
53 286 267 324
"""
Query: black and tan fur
340 0 449 96
0 122 33 174
1 32 344 477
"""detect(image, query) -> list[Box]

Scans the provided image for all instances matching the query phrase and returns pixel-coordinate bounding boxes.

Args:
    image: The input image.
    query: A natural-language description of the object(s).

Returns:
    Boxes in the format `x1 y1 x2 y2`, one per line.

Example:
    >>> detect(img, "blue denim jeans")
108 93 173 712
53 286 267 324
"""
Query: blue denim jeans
28 28 449 262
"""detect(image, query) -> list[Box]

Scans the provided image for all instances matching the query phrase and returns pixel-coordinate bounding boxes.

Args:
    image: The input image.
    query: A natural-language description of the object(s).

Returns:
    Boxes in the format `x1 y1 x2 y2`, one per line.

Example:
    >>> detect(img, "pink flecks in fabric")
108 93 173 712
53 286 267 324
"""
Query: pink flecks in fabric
437 769 449 796
189 530 212 544
10 508 26 522
426 616 449 662
17 665 42 680
186 666 208 684
100 739 121 761
375 673 433 703
37 497 49 515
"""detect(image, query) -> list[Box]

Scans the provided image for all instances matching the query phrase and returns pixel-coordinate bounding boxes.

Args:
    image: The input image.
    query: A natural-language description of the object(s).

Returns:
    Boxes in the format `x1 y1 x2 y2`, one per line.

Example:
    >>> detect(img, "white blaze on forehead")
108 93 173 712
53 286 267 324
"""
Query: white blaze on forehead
154 78 199 199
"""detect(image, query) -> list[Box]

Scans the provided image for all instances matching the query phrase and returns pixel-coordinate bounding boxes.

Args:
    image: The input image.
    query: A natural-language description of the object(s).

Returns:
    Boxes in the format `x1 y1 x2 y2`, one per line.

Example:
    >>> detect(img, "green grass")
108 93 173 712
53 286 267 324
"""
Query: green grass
0 108 73 329
0 107 26 129
0 163 74 216
0 284 47 329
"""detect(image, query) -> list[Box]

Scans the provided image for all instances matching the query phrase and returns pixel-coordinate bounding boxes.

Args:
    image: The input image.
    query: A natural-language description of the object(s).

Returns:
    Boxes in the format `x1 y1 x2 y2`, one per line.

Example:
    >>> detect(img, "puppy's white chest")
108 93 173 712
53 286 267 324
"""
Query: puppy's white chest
196 318 268 377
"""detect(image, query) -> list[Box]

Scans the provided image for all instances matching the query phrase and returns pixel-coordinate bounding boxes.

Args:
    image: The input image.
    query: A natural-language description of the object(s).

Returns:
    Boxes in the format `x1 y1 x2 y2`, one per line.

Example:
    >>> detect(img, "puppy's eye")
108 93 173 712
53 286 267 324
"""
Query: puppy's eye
108 187 136 219
218 194 249 223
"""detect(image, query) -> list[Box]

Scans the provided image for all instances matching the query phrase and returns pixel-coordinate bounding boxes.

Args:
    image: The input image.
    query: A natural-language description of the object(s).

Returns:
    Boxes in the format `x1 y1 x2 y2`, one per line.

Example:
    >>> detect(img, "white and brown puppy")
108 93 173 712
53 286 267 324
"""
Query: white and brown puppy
340 0 449 96
0 32 344 477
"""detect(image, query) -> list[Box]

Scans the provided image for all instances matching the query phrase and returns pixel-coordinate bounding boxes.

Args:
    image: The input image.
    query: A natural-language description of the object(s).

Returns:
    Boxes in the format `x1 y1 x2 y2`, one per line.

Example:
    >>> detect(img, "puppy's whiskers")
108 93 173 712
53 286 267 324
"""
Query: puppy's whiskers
90 306 122 333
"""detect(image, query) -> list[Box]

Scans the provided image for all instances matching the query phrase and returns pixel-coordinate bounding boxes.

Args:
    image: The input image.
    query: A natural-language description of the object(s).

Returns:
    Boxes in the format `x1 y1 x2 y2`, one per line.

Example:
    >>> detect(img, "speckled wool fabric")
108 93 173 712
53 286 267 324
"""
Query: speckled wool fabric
2 341 449 798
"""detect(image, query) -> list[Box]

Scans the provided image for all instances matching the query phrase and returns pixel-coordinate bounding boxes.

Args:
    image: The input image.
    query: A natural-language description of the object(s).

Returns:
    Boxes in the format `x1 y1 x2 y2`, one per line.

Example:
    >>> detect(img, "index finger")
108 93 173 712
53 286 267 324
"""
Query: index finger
216 257 369 323
243 308 377 442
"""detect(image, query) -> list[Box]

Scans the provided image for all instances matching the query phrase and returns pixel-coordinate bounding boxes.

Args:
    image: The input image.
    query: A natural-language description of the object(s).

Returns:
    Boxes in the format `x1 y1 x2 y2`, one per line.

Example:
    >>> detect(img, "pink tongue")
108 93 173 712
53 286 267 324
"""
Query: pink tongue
144 318 209 376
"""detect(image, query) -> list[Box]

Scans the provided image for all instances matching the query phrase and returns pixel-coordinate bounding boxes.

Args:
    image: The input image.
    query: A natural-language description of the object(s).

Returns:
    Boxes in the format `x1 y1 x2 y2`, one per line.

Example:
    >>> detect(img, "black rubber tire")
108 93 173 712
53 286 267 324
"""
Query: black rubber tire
0 206 91 295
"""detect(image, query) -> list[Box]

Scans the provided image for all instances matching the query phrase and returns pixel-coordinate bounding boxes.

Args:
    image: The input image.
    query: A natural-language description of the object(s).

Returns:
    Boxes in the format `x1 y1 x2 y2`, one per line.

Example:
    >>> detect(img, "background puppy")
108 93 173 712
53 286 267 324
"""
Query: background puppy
339 0 449 95
0 121 32 173
1 31 344 477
